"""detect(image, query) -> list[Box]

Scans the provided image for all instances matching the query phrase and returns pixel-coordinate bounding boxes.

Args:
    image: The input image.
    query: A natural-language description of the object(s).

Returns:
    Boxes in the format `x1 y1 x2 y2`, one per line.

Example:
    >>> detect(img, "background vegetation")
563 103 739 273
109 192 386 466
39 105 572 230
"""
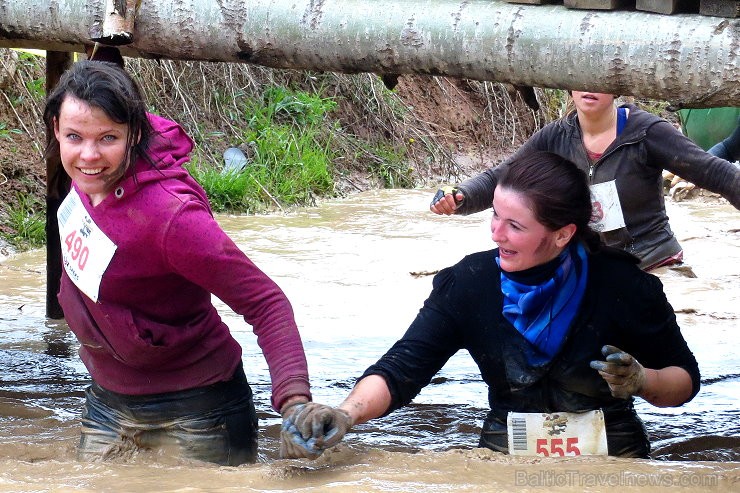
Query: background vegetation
1 49 622 251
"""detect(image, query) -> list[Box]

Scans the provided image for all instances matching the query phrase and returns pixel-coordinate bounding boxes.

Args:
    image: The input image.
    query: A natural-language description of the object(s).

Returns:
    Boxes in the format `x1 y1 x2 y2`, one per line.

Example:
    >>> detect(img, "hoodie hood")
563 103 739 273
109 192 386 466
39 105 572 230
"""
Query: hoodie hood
99 113 208 206
144 112 195 173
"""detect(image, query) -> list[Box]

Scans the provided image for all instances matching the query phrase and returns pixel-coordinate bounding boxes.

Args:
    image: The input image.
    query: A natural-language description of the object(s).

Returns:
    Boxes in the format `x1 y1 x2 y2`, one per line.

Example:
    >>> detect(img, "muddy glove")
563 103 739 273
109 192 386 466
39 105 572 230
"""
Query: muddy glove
590 345 647 400
430 185 464 208
279 402 353 459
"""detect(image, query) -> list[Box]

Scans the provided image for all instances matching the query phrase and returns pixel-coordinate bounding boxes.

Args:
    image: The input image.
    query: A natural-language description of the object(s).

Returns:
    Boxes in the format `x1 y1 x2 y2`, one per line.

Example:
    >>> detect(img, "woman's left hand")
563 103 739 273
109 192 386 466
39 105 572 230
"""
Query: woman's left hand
590 345 646 399
279 402 353 459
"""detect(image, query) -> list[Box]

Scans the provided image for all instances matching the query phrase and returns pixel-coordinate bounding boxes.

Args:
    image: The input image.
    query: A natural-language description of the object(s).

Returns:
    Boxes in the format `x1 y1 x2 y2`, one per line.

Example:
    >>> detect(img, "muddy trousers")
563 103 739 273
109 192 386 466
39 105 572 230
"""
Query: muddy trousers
78 363 258 466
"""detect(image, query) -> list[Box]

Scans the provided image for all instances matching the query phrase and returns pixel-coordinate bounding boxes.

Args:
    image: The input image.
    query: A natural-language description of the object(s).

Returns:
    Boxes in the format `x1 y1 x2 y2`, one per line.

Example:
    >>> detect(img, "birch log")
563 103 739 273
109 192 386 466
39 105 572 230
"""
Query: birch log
0 0 737 108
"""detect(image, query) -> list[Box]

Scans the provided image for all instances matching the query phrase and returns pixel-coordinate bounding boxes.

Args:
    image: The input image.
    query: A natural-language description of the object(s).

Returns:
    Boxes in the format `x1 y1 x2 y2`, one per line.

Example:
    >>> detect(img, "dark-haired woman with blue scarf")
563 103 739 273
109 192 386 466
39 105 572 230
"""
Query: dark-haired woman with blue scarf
279 151 700 460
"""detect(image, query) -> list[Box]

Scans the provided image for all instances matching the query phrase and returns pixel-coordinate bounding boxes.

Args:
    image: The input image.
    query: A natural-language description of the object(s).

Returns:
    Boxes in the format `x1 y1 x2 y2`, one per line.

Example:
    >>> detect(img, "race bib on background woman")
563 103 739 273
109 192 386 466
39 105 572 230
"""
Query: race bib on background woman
57 189 117 302
507 410 608 456
589 181 626 233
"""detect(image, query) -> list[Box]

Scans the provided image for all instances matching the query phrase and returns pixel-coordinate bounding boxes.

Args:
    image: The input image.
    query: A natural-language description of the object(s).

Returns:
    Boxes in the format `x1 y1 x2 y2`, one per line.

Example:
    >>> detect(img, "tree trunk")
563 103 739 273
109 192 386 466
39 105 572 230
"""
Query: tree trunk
0 0 737 107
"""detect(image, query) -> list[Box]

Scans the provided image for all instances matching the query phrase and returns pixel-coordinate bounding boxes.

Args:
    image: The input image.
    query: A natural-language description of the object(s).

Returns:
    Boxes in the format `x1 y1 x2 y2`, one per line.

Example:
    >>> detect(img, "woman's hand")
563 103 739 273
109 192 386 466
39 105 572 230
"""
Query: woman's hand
279 402 353 459
590 345 646 399
591 345 694 407
430 186 464 215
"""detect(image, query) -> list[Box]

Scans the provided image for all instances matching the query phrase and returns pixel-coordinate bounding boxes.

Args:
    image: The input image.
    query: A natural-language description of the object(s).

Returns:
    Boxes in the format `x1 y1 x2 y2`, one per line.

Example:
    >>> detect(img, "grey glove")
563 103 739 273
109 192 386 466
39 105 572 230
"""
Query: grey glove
590 345 647 399
279 402 353 459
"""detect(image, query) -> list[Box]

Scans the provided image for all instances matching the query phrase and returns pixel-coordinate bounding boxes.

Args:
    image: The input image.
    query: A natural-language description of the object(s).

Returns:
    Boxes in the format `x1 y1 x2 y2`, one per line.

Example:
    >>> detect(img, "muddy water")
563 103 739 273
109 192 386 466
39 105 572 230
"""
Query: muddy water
0 190 737 492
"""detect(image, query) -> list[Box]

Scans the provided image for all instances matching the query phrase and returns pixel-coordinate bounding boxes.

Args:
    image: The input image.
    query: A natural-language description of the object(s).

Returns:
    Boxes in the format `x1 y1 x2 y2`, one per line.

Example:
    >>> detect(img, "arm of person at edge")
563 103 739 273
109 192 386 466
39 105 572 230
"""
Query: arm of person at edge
429 131 547 216
707 117 740 162
647 118 740 210
282 360 442 450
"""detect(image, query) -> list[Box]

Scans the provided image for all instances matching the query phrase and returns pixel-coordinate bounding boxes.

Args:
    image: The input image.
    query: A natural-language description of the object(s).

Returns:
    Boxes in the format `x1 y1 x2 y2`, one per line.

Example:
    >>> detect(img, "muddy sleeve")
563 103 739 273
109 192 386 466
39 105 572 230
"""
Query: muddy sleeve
455 128 552 215
646 120 740 209
454 167 500 215
614 270 701 401
165 200 311 411
360 267 464 413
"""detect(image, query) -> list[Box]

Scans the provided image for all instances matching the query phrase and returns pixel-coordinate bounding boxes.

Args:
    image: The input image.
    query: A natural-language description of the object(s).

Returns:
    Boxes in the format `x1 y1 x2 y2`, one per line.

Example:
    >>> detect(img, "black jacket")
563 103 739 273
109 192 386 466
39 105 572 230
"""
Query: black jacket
363 247 701 458
454 104 740 269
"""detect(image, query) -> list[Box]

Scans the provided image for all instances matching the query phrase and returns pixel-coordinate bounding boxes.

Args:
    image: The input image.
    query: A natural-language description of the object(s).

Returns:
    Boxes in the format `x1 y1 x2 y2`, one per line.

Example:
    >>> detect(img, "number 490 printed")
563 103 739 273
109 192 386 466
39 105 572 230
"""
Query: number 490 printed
536 437 581 456
64 230 90 271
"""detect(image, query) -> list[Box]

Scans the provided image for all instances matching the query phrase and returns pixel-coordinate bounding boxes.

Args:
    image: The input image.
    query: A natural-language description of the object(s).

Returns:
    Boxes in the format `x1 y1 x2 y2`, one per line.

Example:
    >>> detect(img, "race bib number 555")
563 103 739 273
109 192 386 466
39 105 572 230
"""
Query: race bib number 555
57 189 117 302
507 410 608 457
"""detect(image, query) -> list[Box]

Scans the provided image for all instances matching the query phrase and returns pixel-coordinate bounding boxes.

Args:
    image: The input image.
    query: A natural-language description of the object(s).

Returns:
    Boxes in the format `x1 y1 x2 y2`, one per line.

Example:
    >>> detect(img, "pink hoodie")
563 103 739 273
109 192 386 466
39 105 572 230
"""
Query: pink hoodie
58 113 310 410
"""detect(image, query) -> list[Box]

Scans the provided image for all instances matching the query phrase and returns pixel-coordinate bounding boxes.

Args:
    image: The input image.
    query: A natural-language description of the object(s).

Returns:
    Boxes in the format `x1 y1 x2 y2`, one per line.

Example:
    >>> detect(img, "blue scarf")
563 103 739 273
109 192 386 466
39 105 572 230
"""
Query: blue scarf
496 243 588 364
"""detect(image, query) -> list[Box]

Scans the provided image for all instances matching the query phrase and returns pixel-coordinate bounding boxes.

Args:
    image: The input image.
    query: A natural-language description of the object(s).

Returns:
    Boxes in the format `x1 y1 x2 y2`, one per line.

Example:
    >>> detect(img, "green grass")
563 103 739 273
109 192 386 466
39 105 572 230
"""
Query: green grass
186 158 252 212
24 76 46 101
14 51 47 101
351 139 411 188
1 194 46 249
0 122 22 140
636 98 671 117
187 85 338 213
540 89 570 120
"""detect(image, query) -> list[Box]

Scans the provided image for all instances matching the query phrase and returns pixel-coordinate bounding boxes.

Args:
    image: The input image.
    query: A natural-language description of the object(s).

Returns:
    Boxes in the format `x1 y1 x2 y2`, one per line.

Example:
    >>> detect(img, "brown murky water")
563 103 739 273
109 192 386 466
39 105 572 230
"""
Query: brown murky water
0 190 738 492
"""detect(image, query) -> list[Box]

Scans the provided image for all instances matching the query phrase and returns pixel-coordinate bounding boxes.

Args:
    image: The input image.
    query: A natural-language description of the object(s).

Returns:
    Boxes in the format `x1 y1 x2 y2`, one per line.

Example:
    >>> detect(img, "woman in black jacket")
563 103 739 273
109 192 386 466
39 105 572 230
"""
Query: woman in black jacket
279 151 700 459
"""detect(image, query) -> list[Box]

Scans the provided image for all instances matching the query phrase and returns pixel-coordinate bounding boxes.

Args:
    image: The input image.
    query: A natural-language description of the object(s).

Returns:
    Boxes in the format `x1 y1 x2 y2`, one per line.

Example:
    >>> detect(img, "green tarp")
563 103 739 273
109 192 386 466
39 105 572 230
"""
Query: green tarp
677 107 740 150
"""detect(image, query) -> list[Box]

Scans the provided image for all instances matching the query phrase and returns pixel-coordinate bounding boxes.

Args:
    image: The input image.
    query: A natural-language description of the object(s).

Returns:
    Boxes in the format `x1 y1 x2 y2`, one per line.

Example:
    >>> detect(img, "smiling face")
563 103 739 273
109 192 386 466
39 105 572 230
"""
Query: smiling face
54 95 131 207
491 186 575 272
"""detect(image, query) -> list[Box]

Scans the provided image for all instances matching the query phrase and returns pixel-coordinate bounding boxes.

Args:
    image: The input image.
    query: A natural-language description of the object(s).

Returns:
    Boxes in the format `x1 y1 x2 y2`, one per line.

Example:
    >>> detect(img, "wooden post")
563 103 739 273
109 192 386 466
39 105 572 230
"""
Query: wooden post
45 51 72 320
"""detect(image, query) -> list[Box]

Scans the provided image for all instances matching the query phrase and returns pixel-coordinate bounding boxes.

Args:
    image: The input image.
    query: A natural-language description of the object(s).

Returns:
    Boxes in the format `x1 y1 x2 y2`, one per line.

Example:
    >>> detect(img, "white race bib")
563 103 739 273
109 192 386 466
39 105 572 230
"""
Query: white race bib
589 181 626 233
57 189 117 302
507 410 608 457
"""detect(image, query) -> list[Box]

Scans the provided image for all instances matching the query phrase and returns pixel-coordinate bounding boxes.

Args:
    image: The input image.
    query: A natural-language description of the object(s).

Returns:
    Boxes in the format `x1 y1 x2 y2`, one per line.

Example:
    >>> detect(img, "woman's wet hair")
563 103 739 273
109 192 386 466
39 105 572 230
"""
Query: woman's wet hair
497 151 601 250
43 60 153 174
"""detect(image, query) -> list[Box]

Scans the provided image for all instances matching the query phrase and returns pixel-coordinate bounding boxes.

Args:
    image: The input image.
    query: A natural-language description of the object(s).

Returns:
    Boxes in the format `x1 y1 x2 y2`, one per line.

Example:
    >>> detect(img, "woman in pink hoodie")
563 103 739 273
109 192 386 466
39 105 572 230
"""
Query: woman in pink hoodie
43 60 341 464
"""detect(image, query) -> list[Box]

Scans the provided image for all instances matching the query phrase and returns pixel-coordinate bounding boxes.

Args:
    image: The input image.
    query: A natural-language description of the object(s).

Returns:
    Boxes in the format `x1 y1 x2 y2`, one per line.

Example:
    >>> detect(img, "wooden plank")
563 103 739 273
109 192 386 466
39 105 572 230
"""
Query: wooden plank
700 0 740 17
564 0 634 9
636 0 698 14
503 0 559 4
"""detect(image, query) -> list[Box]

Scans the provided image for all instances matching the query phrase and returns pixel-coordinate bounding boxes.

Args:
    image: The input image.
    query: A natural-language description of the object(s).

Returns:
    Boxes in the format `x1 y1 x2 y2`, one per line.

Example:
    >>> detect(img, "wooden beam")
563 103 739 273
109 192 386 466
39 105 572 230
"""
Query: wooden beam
0 0 738 107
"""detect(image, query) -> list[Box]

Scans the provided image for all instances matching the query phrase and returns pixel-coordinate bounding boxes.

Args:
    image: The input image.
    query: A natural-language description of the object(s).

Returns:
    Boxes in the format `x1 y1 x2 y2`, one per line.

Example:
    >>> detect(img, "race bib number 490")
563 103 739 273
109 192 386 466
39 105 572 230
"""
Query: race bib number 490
507 410 608 457
57 189 117 302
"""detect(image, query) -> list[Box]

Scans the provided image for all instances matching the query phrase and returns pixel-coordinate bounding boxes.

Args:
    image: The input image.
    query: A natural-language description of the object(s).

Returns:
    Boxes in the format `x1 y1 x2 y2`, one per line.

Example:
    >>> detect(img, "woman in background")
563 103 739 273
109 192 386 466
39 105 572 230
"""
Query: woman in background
430 92 740 271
